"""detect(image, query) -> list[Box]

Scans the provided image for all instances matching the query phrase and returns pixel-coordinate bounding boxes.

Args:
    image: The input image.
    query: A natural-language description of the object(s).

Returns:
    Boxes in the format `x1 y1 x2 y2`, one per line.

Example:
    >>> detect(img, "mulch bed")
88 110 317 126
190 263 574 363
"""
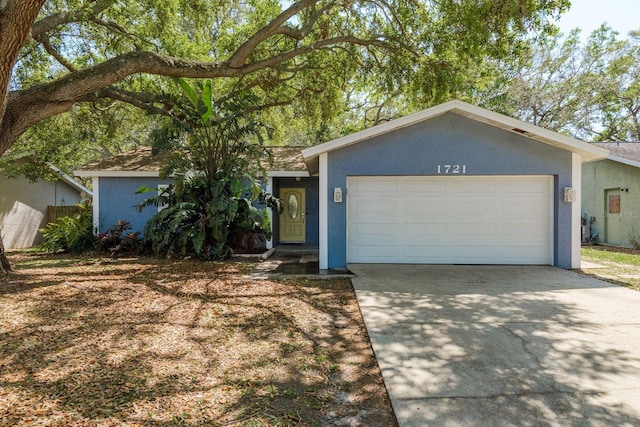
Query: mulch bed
0 252 396 426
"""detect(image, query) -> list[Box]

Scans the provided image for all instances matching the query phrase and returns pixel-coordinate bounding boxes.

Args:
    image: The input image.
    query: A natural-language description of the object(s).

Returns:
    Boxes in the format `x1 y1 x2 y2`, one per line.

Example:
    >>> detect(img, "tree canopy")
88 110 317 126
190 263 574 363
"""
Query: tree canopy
477 25 640 142
0 0 570 272
1 0 570 158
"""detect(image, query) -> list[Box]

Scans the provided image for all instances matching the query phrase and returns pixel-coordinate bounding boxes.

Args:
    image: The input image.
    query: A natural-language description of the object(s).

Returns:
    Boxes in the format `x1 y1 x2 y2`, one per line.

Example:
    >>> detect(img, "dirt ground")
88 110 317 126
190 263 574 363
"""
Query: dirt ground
0 252 397 427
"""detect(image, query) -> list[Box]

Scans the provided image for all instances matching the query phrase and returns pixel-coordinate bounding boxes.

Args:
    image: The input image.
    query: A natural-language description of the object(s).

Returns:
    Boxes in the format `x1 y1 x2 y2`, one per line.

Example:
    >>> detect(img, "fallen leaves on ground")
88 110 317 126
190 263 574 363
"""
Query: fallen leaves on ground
0 253 396 426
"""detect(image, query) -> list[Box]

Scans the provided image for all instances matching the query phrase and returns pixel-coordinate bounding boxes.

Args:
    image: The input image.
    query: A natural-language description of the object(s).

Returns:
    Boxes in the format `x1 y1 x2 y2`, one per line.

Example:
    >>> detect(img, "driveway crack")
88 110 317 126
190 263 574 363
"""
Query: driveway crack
500 323 561 393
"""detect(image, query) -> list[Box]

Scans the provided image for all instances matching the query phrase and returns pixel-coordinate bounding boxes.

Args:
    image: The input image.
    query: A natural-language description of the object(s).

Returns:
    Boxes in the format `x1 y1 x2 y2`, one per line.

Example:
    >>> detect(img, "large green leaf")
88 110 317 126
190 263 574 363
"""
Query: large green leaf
174 78 199 108
229 177 243 196
192 230 206 255
201 80 214 125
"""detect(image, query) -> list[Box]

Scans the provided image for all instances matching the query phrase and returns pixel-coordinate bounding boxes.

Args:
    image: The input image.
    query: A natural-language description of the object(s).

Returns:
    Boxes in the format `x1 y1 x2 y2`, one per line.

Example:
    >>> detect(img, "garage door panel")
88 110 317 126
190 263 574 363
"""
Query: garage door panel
450 246 496 262
402 222 447 238
400 246 448 262
404 201 447 217
356 211 398 221
353 199 396 215
451 179 498 193
502 179 549 193
352 178 398 192
353 222 398 238
499 245 550 262
452 223 496 238
452 199 497 214
347 176 553 265
503 202 549 217
502 223 549 239
352 244 399 259
404 178 447 193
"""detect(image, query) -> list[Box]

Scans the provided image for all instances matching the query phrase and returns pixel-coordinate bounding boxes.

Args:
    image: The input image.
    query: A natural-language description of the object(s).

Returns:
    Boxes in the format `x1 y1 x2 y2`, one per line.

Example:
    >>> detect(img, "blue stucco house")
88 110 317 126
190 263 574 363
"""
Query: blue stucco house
74 145 319 248
75 100 609 270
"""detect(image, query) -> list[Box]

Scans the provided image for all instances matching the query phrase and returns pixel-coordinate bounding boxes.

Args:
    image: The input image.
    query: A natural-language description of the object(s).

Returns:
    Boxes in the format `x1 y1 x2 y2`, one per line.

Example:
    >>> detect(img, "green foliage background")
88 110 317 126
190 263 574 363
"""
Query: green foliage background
6 0 573 179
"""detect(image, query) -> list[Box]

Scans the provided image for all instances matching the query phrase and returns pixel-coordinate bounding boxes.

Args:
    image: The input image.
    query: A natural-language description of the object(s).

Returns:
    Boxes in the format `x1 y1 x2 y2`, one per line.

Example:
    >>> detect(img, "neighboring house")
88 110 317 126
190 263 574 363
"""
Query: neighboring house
75 100 609 270
0 161 92 249
582 142 640 247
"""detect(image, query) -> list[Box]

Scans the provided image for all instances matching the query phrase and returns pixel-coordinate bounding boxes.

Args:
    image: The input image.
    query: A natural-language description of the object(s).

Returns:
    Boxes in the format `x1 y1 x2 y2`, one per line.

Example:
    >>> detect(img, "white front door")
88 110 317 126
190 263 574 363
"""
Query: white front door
347 176 554 264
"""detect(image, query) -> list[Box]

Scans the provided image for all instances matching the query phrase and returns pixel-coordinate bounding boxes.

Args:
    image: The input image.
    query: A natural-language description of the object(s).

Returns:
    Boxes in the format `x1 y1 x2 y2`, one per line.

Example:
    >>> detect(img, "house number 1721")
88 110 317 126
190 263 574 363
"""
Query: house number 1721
437 164 466 174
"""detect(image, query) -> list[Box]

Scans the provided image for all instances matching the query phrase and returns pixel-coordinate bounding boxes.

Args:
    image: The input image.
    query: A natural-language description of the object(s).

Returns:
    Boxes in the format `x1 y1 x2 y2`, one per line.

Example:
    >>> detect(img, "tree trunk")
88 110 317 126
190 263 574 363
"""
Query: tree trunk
0 232 11 274
0 0 47 155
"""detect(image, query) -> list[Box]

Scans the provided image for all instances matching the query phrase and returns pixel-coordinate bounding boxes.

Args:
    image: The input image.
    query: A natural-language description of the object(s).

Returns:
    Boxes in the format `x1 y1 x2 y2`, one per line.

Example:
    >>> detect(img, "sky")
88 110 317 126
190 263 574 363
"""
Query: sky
555 0 640 38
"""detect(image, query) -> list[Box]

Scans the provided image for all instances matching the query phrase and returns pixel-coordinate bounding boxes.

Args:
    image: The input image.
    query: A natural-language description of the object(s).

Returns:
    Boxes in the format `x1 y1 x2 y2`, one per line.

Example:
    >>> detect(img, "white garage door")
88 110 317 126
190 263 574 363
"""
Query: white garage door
347 176 553 265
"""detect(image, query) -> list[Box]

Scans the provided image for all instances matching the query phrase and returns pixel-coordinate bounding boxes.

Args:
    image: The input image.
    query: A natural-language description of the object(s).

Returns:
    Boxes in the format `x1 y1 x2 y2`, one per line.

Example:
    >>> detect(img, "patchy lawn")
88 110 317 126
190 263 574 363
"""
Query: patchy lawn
0 252 396 427
580 246 640 290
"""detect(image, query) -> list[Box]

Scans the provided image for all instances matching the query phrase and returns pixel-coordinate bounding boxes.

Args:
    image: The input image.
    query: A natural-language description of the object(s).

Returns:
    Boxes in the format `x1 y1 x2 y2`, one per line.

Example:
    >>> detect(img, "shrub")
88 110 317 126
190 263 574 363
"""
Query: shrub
97 220 141 256
138 180 274 259
38 203 94 253
137 79 281 259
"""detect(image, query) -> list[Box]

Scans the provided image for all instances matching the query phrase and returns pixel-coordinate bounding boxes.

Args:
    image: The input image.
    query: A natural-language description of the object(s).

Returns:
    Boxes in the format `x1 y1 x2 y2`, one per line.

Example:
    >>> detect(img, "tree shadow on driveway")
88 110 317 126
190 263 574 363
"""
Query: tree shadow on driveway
350 264 640 426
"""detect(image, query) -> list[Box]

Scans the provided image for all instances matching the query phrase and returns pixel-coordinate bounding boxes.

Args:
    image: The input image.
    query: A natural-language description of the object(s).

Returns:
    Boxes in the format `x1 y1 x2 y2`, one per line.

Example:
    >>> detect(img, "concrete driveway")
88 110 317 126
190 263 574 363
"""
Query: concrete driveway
349 264 640 426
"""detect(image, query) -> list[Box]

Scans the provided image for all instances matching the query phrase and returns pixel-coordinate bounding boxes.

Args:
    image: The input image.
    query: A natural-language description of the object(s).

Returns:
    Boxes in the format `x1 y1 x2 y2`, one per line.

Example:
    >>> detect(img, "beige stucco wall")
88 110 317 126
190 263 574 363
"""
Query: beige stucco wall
582 159 640 247
0 171 83 249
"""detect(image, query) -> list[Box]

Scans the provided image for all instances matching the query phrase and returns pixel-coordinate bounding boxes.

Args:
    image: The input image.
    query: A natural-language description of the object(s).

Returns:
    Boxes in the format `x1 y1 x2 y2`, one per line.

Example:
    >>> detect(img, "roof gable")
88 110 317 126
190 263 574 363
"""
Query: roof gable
302 100 609 171
1 155 92 196
48 164 93 196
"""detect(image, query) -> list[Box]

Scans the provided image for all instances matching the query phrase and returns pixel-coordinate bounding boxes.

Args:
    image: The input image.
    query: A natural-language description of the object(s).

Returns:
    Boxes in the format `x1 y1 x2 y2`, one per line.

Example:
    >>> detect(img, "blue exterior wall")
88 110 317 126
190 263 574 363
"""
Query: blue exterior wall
274 177 319 245
326 112 575 269
98 177 171 234
99 176 285 238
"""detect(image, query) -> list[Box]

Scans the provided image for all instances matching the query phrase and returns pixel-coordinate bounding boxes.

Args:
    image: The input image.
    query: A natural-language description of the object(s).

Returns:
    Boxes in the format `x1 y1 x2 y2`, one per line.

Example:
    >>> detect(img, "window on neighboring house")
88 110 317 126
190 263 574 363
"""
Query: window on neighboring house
158 184 169 212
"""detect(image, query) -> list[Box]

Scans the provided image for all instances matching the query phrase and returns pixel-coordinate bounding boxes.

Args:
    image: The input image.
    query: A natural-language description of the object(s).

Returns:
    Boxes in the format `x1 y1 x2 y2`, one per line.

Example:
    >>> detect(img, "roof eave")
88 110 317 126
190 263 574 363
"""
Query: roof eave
48 164 93 196
73 170 161 178
77 170 311 178
452 106 609 162
608 154 640 169
265 170 310 178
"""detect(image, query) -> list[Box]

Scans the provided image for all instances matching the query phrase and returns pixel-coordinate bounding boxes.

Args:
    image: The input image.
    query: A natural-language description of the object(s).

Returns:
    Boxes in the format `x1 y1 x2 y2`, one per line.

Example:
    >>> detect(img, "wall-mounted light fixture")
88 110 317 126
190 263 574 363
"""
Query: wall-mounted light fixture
333 188 343 203
621 188 629 192
564 187 576 203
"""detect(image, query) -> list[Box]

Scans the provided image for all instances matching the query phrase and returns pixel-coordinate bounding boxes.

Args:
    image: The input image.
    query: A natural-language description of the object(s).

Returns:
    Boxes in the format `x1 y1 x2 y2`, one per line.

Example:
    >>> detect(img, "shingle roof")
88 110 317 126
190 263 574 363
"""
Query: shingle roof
75 146 167 173
74 145 308 176
268 146 308 172
591 142 640 164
